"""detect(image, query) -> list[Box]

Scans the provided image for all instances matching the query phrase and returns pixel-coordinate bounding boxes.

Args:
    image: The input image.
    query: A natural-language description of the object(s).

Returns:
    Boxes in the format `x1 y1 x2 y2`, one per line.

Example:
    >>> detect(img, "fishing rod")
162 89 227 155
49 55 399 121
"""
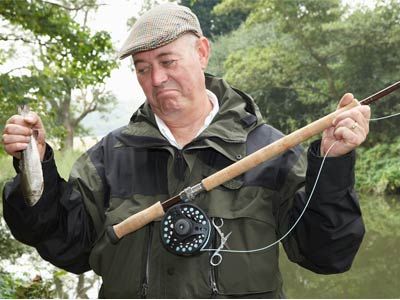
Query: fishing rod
106 80 400 244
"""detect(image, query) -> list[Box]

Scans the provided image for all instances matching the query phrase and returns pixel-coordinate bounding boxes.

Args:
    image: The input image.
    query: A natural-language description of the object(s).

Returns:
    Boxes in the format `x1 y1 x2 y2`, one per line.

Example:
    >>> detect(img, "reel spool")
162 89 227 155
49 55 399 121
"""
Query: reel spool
160 203 212 256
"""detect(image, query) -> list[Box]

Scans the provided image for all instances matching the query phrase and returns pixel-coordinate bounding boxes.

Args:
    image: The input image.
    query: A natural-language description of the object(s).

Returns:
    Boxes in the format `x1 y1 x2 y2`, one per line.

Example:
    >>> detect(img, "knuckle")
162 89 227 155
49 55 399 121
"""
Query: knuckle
6 115 18 124
3 123 11 133
2 134 8 144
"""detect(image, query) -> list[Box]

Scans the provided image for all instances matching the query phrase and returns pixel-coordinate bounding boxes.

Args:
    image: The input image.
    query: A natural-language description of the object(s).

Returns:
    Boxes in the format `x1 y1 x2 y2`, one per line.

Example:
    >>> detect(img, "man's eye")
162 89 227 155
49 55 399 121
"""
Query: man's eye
136 66 150 74
161 60 176 67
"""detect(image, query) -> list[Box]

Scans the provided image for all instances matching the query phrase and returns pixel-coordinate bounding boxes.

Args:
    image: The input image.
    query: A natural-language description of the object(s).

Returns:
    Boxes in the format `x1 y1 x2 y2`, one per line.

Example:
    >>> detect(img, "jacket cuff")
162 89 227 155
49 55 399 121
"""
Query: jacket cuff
306 140 356 195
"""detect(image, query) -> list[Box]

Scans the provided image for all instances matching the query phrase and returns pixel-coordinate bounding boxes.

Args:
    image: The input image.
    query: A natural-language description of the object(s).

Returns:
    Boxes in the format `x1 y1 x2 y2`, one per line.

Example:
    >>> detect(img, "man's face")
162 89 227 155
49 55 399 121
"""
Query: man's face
133 34 210 121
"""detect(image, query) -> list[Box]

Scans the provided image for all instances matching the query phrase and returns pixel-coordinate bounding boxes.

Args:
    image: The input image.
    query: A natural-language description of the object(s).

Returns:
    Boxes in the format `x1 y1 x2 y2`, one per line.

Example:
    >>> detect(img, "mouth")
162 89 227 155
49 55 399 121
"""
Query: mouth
156 89 178 98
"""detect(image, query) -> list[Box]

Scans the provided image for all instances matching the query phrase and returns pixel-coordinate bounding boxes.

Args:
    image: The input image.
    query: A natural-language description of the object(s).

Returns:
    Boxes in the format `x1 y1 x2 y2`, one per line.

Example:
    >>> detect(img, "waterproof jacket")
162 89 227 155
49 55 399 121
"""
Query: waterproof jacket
3 74 365 298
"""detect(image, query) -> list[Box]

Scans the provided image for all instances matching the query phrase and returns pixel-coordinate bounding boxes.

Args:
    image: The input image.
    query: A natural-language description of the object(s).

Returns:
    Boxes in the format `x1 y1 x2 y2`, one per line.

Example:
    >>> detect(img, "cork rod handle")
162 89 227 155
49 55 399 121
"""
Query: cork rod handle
107 201 165 244
201 98 359 191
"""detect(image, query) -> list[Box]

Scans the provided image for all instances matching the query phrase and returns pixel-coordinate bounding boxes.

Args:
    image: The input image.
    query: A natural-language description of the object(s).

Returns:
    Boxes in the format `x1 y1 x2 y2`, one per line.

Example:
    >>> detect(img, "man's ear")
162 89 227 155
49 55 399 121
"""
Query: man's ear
197 37 210 71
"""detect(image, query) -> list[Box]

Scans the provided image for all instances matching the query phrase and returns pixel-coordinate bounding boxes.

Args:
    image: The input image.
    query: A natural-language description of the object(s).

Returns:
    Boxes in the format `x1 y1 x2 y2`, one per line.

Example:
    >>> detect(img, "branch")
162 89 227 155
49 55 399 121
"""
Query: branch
0 33 57 47
3 66 31 75
73 101 97 127
0 34 36 44
47 97 60 111
41 0 107 11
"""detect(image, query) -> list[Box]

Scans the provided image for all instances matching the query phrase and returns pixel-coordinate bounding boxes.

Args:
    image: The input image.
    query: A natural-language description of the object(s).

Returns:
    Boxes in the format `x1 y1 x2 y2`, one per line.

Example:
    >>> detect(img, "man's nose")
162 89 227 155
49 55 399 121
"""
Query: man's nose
151 66 168 86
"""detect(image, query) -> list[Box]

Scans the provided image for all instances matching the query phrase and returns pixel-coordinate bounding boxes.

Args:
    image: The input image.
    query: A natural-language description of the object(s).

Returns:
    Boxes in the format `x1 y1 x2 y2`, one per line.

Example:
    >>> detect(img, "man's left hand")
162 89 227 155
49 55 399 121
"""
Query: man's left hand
321 93 371 157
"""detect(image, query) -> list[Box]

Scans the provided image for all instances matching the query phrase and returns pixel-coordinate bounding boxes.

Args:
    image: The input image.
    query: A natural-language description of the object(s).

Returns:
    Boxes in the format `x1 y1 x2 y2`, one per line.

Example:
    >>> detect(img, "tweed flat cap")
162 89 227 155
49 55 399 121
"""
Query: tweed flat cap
118 3 203 59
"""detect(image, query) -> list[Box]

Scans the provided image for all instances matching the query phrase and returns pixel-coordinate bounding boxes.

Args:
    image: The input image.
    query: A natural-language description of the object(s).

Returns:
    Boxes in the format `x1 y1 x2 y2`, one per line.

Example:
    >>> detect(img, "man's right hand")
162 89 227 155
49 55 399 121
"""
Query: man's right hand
2 111 46 161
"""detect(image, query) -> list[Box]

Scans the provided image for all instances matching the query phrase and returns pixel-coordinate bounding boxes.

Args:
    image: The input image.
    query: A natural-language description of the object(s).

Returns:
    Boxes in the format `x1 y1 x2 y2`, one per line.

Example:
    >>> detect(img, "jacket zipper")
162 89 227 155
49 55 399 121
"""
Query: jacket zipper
209 227 219 297
140 223 154 298
210 266 219 297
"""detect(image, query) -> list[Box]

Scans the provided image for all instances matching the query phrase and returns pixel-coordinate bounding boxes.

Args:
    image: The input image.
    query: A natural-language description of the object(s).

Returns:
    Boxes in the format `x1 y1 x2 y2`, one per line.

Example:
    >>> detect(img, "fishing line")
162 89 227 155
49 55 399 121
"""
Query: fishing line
200 141 338 254
369 112 400 121
200 110 400 256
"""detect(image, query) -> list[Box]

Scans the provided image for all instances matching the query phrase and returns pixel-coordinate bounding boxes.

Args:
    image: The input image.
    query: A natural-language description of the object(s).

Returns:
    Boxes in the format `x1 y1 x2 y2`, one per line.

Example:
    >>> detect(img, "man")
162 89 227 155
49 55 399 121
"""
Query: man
2 3 370 298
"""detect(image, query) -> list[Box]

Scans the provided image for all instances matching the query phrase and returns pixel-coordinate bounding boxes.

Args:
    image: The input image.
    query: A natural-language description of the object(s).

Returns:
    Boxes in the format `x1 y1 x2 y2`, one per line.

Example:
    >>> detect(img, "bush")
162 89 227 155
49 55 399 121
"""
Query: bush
355 139 400 194
0 271 54 299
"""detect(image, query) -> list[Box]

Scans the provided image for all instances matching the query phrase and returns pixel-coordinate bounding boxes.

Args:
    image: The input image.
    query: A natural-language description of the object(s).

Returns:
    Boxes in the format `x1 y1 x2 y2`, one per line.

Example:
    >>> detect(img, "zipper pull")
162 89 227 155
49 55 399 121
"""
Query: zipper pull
211 280 218 295
141 283 148 298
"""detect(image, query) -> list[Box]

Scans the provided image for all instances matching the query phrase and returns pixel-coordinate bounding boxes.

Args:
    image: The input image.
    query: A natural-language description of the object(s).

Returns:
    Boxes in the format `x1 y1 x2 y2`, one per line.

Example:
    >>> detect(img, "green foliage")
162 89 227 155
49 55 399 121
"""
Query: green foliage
0 271 55 299
0 0 118 147
54 149 84 180
0 155 15 204
0 155 31 263
355 138 400 194
207 22 277 77
0 149 83 298
211 0 400 141
0 223 27 263
179 0 249 38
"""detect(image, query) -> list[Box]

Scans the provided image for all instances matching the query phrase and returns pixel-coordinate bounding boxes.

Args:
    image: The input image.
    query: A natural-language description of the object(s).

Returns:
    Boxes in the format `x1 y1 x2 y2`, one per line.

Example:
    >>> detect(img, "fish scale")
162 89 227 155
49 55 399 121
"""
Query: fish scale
18 105 44 206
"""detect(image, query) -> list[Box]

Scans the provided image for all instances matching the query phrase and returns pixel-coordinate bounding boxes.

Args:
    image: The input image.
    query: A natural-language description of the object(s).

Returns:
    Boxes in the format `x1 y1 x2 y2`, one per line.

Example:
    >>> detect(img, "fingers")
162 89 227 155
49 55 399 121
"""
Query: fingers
2 112 46 159
337 93 358 109
331 97 371 150
333 120 366 146
333 105 371 134
321 93 372 157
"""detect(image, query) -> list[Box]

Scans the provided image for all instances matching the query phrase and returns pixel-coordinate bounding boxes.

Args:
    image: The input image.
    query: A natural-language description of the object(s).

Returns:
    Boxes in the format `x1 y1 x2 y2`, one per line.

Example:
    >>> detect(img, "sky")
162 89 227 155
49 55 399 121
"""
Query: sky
82 0 147 138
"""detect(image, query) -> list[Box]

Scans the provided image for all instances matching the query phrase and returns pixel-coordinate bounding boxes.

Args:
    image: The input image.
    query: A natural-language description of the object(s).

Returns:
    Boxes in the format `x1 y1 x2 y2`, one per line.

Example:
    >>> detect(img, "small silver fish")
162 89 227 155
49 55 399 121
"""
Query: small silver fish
18 105 44 206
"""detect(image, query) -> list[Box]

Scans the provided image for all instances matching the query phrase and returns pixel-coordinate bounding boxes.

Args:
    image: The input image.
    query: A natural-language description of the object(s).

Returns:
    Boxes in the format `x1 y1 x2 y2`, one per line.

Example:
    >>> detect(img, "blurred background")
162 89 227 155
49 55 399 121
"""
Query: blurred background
1 0 399 298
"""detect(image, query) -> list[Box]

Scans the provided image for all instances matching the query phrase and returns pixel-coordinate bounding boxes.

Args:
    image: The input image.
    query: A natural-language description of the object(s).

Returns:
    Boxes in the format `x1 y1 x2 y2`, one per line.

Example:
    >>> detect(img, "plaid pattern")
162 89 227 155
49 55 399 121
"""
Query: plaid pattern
118 3 203 59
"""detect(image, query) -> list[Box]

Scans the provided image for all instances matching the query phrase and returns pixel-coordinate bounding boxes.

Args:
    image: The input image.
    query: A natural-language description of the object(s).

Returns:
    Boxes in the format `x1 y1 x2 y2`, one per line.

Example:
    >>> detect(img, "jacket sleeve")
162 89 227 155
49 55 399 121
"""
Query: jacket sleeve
2 145 104 274
279 140 365 274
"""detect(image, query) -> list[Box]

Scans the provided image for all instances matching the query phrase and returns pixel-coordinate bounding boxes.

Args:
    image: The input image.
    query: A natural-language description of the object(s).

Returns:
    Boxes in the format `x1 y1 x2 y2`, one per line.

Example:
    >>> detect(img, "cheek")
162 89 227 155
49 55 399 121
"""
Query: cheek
138 78 153 97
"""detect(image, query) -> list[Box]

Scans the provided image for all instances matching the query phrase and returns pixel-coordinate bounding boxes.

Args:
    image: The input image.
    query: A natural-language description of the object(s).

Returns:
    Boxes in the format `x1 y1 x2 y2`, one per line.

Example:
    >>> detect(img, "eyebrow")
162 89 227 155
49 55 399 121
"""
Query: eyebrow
133 52 177 66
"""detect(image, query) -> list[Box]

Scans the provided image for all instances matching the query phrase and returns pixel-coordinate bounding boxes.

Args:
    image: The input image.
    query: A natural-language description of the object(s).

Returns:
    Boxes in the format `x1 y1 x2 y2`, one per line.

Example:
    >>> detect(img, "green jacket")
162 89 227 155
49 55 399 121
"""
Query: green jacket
3 75 364 298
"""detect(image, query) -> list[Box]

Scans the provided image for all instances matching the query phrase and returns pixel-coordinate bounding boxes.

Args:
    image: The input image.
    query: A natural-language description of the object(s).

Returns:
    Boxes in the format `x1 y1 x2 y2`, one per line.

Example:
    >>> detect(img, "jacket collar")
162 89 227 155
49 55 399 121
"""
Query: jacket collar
116 74 264 160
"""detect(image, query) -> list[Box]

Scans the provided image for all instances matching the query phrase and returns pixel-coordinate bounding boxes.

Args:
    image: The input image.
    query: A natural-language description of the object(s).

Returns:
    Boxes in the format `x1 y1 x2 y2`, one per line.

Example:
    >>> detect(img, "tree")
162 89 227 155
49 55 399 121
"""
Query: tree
0 0 117 149
179 0 249 38
212 0 400 142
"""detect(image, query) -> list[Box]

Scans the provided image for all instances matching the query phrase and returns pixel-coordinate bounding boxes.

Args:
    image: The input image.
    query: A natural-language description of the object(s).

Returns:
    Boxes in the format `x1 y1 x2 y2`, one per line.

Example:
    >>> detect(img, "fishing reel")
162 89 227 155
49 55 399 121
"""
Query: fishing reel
160 203 212 256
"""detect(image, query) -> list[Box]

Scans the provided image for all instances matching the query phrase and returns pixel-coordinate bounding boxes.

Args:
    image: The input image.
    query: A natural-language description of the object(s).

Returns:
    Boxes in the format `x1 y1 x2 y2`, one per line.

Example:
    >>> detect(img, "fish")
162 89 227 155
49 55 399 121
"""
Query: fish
18 105 44 206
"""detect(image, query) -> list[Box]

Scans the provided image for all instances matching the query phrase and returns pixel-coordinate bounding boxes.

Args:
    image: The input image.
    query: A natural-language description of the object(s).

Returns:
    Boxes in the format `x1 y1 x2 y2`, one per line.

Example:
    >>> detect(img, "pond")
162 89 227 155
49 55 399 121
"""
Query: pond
280 193 400 298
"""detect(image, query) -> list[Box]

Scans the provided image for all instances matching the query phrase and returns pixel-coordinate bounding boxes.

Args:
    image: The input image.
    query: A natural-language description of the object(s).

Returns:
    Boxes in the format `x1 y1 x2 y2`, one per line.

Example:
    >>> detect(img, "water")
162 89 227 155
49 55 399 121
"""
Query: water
280 193 400 298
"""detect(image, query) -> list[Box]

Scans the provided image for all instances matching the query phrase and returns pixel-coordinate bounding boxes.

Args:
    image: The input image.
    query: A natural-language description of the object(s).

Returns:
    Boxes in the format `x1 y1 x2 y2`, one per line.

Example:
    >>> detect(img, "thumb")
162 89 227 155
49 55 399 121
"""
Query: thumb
337 93 357 109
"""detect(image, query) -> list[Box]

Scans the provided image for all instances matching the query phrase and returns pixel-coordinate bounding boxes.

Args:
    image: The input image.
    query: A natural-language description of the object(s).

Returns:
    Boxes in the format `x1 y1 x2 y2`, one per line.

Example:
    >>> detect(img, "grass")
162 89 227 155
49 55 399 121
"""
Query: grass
0 149 83 186
53 150 83 180
0 155 15 194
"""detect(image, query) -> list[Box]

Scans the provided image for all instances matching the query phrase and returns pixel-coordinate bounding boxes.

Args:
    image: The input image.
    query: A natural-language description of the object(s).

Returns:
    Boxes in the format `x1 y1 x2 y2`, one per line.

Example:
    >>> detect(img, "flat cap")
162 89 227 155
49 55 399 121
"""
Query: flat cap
118 3 203 59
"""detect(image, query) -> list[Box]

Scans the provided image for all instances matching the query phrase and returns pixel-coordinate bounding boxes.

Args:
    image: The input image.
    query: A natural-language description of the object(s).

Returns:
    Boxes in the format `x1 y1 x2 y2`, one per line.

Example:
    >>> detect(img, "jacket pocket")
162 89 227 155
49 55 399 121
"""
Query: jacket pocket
89 196 160 298
89 227 148 298
197 184 280 296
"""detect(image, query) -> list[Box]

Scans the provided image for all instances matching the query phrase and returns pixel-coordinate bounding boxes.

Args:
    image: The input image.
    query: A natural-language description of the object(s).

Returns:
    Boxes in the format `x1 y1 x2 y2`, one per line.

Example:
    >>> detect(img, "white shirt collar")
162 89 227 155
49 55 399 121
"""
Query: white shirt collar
154 89 219 149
